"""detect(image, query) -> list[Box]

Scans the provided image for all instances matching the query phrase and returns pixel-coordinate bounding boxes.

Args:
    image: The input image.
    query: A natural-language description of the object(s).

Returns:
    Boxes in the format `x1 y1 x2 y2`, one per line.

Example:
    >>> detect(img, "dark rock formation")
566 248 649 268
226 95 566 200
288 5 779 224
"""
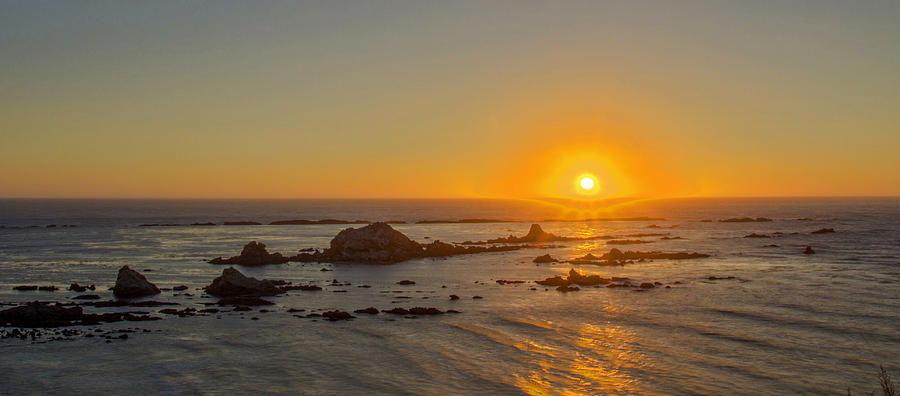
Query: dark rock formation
601 248 709 261
191 222 216 226
537 269 610 287
408 307 443 315
811 228 835 234
533 254 558 263
496 280 525 285
322 310 355 321
319 222 423 263
12 285 38 291
72 294 101 300
204 267 282 297
744 233 770 238
68 283 95 292
719 217 772 223
112 266 160 298
38 285 58 291
803 246 816 254
0 302 160 327
209 241 289 266
396 280 416 285
449 295 460 300
173 285 189 291
354 307 379 314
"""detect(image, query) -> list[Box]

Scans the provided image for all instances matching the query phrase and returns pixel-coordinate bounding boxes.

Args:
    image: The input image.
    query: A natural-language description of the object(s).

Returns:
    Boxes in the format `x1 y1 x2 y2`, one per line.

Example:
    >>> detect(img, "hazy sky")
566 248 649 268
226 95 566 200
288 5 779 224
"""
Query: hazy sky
1 1 898 198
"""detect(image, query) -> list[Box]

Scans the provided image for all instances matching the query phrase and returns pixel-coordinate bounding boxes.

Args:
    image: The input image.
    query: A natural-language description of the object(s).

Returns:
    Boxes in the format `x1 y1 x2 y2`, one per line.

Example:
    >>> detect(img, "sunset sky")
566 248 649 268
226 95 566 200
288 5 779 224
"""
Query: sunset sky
1 1 898 199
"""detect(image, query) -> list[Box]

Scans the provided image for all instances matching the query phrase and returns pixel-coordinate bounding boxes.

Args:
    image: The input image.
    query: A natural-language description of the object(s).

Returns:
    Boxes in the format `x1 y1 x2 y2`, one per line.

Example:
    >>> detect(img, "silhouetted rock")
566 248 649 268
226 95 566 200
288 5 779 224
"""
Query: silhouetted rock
396 280 416 285
601 248 709 261
639 282 655 289
744 233 770 238
535 276 569 286
408 307 443 315
72 294 101 300
173 285 189 291
191 222 216 226
68 283 95 292
496 280 525 285
533 254 558 263
38 285 58 291
112 266 160 298
209 241 289 266
0 301 160 327
322 310 355 321
803 246 816 254
204 267 282 297
320 222 423 263
354 307 379 314
12 285 38 291
811 228 835 234
719 217 772 223
449 295 460 300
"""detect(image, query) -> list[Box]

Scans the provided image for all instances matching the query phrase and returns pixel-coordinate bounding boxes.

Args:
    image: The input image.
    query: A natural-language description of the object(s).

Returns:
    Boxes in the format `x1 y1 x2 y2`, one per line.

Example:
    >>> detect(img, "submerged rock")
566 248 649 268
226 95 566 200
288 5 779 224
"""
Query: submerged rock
204 267 282 297
811 228 835 234
322 310 355 321
209 241 289 266
112 266 160 298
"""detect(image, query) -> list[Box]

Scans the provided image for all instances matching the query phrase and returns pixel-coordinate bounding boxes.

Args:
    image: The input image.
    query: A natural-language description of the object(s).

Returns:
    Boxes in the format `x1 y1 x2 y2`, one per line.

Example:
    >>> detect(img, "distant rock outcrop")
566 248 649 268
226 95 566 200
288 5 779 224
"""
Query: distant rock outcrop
112 266 160 298
209 241 289 266
533 254 559 263
803 246 816 254
719 217 773 223
204 267 282 297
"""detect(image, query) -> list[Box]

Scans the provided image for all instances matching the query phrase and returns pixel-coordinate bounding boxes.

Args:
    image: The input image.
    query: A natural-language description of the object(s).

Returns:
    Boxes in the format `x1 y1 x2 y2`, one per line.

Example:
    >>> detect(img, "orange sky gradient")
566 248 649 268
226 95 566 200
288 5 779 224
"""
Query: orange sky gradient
1 2 898 199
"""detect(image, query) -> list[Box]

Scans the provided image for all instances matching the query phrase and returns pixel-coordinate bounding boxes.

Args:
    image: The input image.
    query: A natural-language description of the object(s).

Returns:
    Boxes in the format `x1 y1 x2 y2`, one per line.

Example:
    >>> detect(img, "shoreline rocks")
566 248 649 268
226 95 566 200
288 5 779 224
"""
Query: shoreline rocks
209 241 289 266
112 266 160 298
204 267 282 297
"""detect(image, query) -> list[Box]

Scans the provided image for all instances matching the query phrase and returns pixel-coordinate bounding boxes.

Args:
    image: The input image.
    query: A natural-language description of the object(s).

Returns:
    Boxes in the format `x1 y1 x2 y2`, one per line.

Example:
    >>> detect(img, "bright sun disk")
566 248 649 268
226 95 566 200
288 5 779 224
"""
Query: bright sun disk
579 177 595 190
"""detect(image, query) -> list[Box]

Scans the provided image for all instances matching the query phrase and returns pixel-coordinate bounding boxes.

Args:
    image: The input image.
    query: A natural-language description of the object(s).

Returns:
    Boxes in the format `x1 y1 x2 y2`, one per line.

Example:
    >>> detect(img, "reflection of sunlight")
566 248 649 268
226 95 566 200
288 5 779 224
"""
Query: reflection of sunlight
512 309 646 394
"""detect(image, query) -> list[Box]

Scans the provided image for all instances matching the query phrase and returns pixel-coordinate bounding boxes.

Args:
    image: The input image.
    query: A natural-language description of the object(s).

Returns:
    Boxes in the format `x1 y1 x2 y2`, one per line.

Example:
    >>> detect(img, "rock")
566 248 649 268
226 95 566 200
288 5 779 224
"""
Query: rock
556 285 580 292
566 269 608 286
354 307 379 314
382 308 410 315
279 284 322 291
68 283 94 292
803 246 816 254
811 228 835 234
408 307 443 315
112 266 160 298
396 280 416 285
472 296 483 299
12 285 38 291
216 296 274 306
38 285 58 291
322 310 355 321
0 302 84 327
191 222 216 226
449 295 460 300
172 285 189 291
719 217 772 223
204 267 282 297
496 280 525 285
743 233 770 238
536 276 569 286
209 241 289 266
533 254 558 263
73 294 101 300
320 222 424 264
639 282 655 289
601 248 709 261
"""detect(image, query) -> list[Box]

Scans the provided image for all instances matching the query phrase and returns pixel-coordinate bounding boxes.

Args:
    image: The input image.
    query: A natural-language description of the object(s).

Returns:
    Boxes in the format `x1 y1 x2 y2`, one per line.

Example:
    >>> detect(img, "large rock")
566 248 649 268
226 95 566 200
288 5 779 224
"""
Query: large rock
112 265 160 298
209 241 289 266
322 222 424 263
204 267 281 297
0 302 85 327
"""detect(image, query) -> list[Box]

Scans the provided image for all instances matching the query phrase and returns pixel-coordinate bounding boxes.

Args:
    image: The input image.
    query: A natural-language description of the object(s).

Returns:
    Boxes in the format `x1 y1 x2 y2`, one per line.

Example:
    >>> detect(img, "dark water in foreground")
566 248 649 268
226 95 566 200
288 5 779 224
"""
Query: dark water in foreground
0 198 898 395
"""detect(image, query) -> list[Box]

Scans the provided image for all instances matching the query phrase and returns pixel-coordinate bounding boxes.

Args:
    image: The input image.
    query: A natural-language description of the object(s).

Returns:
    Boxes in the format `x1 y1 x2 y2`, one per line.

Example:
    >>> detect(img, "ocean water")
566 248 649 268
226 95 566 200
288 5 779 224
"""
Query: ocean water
0 198 898 395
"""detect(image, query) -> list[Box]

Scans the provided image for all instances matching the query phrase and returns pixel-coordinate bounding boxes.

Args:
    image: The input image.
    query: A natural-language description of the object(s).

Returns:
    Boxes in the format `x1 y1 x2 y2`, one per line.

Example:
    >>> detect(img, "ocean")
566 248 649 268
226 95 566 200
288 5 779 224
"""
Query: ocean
0 198 898 394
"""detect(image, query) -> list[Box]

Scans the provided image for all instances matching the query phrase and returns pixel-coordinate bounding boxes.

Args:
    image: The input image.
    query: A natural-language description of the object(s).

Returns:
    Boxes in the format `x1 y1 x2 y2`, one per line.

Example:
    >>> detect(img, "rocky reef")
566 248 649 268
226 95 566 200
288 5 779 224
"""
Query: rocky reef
209 241 289 266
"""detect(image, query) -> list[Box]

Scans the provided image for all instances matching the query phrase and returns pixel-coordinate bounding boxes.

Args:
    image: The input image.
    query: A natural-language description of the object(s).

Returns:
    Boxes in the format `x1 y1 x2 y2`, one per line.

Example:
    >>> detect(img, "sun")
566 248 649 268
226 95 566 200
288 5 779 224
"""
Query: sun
579 177 595 190
575 174 599 195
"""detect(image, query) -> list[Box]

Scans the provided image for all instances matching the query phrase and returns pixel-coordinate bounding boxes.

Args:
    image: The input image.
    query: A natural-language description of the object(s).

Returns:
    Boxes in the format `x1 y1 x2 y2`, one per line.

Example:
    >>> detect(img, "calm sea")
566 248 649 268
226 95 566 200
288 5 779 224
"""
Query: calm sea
0 198 898 394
